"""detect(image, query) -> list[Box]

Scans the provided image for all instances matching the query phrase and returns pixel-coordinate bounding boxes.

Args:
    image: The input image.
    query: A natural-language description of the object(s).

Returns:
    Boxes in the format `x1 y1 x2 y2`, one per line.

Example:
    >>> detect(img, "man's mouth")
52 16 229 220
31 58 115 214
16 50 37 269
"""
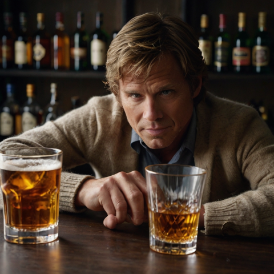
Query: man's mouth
145 127 170 136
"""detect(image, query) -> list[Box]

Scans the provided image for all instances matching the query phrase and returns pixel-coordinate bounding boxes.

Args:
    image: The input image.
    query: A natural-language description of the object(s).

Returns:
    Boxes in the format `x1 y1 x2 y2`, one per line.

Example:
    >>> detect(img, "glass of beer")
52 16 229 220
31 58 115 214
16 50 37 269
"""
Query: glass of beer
0 147 62 244
145 164 206 255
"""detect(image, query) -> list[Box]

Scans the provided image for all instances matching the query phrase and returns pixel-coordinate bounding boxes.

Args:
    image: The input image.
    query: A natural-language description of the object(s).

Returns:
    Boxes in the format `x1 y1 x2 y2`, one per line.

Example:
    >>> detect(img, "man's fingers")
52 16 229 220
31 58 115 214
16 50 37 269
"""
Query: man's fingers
103 214 119 229
116 171 146 225
99 178 128 225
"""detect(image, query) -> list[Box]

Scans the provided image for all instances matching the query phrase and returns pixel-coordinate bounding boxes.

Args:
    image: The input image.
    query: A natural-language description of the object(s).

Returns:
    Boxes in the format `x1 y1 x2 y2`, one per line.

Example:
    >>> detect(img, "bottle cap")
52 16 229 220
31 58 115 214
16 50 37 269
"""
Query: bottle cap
219 14 226 28
258 12 266 28
26 84 34 97
6 84 14 95
37 13 45 22
51 83 57 93
4 12 12 26
56 12 64 23
96 12 103 28
238 12 246 28
200 14 208 28
77 12 84 28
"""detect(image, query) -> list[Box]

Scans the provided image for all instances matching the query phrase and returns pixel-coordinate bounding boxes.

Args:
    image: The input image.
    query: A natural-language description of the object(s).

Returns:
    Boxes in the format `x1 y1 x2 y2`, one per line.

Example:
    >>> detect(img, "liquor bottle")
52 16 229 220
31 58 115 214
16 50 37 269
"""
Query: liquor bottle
232 12 251 73
71 96 81 110
1 12 16 69
33 13 51 69
90 12 108 71
198 14 212 69
214 14 231 73
15 12 32 69
21 84 42 133
70 12 88 71
52 12 70 70
0 84 20 141
44 83 62 123
252 12 271 74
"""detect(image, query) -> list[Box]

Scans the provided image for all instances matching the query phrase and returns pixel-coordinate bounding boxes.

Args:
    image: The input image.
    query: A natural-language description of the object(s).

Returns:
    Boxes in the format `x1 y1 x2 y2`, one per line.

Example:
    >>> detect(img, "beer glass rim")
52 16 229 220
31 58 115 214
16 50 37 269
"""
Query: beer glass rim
145 164 206 177
0 147 62 158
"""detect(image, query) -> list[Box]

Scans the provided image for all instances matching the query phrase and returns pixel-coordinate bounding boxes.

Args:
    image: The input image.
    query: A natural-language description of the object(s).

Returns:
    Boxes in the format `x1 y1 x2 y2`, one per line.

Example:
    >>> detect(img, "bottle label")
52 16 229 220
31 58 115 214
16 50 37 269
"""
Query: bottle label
22 112 37 132
33 43 46 61
252 46 269 66
15 41 27 64
71 48 87 59
232 47 251 66
198 40 212 65
214 41 229 67
2 43 13 61
0 112 13 136
91 39 106 66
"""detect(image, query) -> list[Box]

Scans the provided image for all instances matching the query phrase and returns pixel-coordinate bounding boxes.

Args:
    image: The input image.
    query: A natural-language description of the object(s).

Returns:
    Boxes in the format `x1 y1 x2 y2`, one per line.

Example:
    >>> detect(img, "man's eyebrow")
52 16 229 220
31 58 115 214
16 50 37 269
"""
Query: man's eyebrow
157 84 176 91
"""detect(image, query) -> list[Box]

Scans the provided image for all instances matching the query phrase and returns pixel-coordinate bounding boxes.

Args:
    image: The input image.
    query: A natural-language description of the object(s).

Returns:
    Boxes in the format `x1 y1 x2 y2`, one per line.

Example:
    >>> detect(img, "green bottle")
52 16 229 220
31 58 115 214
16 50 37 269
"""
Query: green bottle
214 14 231 73
252 12 271 74
198 14 212 70
70 12 89 71
90 12 109 71
232 12 251 73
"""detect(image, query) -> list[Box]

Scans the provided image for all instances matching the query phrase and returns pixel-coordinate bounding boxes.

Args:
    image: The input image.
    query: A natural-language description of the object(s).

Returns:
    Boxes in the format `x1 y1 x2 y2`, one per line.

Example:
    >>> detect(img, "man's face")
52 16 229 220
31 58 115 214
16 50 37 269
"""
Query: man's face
118 54 201 152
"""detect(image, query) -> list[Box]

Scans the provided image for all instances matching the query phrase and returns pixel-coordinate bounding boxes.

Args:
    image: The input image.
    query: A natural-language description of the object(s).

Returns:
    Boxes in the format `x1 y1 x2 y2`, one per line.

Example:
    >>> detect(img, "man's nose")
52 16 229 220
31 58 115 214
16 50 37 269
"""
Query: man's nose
142 98 163 121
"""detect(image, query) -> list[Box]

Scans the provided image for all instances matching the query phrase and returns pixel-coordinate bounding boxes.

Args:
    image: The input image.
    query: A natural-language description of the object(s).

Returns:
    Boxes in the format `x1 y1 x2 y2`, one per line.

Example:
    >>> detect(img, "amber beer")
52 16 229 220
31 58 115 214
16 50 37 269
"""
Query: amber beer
1 159 61 230
149 209 200 243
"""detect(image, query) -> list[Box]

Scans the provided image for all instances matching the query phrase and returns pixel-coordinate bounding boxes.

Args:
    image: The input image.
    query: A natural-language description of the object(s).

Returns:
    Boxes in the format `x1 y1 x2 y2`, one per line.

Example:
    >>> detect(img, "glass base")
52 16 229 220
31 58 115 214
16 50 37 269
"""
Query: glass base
4 223 58 244
149 235 197 255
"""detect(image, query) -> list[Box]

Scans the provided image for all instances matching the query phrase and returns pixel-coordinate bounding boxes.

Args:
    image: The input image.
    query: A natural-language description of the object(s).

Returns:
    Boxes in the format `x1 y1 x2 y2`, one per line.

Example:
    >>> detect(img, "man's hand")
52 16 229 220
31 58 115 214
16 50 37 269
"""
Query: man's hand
76 171 147 229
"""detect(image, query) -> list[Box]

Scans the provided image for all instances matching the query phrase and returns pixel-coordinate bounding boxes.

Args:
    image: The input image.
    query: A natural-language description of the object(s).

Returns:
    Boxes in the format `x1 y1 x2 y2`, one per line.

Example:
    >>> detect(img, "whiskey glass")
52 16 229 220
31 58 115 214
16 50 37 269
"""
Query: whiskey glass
145 164 206 255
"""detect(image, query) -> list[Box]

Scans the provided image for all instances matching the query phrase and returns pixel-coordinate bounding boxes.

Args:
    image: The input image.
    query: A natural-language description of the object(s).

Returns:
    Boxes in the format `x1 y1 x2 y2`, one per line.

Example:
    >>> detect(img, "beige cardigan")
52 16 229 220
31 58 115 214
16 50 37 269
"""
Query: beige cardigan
1 92 274 237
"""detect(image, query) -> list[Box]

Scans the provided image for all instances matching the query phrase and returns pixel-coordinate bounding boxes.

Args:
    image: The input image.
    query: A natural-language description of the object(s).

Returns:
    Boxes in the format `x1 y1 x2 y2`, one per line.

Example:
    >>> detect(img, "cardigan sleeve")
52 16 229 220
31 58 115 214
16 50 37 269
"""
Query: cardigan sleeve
0 104 98 212
203 106 274 237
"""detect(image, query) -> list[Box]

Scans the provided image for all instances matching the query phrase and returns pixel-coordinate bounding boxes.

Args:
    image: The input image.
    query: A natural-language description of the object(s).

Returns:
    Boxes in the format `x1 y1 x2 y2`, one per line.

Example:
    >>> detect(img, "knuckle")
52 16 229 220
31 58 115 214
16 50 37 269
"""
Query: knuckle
115 199 127 211
128 190 143 202
105 177 116 188
117 171 127 179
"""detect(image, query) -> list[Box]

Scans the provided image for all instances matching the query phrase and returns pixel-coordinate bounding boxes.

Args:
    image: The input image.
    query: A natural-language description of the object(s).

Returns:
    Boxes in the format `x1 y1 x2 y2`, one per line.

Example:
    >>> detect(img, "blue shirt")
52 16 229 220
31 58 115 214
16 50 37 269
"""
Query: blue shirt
130 109 197 177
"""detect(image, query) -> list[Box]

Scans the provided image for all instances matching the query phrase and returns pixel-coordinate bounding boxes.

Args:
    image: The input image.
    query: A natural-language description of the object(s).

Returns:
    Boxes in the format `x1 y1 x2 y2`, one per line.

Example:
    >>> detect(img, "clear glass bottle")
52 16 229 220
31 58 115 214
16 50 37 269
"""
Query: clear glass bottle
198 14 212 70
33 13 51 69
252 12 271 74
70 12 88 71
44 83 62 123
15 12 32 69
52 12 70 70
214 14 231 73
1 12 16 69
232 12 251 73
21 84 42 133
0 84 20 141
90 12 109 71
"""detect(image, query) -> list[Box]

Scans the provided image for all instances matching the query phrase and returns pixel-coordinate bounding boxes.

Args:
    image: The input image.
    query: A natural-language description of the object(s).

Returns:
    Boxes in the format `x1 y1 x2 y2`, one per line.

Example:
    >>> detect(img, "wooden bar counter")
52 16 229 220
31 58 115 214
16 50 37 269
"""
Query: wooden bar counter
0 210 273 273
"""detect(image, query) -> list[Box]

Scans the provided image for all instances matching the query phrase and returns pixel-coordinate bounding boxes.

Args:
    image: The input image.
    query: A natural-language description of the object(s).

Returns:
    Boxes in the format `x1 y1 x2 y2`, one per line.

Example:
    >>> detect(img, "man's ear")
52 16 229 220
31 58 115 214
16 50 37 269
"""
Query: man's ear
192 76 202 99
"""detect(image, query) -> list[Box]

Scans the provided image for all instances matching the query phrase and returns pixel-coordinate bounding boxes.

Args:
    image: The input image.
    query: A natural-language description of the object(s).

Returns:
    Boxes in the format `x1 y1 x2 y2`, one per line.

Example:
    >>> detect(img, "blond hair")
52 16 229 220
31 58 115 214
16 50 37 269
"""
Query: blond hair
106 12 207 105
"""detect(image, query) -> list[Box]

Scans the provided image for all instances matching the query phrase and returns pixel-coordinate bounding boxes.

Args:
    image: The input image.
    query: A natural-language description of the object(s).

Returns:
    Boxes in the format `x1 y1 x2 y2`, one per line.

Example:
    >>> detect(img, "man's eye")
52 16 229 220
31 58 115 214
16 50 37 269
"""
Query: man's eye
129 93 141 99
161 90 172 96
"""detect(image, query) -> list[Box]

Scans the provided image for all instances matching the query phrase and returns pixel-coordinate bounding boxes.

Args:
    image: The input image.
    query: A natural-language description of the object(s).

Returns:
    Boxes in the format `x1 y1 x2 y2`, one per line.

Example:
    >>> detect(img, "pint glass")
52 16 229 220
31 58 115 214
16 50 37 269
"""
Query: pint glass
146 164 206 255
0 148 62 244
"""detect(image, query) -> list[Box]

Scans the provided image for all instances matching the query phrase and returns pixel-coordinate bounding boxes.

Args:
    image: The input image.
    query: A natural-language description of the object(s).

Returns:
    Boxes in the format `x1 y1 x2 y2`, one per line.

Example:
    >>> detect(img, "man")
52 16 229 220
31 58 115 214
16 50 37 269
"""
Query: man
0 13 274 236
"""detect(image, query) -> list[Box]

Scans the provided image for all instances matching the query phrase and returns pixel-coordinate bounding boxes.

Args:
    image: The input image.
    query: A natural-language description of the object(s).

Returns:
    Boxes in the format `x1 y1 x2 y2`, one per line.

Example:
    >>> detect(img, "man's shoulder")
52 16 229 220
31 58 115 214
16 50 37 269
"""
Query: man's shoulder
198 92 259 120
87 93 121 112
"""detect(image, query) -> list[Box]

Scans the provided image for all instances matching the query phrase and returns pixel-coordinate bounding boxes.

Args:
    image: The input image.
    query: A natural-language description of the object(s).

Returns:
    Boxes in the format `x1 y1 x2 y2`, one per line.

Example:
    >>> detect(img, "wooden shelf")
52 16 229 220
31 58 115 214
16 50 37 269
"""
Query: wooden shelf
0 70 273 81
208 72 274 81
0 69 106 79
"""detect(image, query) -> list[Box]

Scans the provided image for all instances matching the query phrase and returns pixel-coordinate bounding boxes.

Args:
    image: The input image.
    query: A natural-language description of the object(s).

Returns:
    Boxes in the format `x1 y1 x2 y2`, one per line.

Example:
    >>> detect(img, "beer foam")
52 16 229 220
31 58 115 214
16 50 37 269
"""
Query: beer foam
0 159 62 172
